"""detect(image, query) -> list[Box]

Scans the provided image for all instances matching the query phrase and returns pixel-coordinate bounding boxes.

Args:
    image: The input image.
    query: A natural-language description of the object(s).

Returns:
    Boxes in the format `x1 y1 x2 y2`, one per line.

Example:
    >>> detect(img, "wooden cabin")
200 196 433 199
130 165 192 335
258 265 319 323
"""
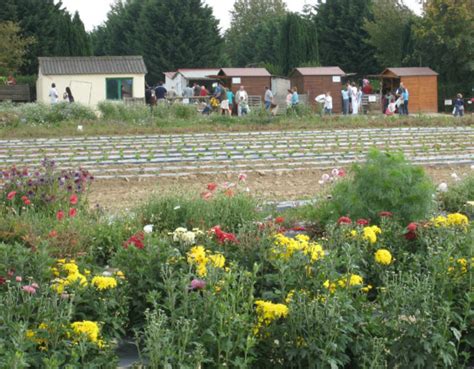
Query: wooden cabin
217 68 271 99
290 67 346 113
380 67 438 113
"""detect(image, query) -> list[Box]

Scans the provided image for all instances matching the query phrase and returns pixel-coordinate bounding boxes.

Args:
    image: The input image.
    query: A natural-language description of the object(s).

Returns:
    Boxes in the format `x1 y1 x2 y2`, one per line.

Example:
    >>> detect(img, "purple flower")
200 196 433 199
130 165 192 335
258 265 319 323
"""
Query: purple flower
189 279 206 291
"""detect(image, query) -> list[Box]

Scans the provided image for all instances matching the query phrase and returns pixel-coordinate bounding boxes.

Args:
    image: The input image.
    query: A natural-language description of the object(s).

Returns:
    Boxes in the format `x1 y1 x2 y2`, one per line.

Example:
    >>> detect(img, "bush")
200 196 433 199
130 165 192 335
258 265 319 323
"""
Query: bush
439 174 474 217
170 103 196 119
314 149 434 225
97 101 151 123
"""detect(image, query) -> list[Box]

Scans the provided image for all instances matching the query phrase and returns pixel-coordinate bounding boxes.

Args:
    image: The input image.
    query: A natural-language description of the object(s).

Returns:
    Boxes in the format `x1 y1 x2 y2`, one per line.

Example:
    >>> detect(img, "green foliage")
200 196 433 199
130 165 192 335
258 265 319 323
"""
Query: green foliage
413 0 474 107
0 21 35 75
315 149 435 225
314 0 378 74
364 0 417 67
225 0 287 67
439 174 474 218
0 0 91 75
279 13 320 75
139 191 260 233
93 0 223 83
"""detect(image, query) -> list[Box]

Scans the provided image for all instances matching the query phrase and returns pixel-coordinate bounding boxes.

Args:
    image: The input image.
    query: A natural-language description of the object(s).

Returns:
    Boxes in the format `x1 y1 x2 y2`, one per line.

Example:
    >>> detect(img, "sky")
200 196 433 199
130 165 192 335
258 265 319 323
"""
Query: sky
59 0 422 32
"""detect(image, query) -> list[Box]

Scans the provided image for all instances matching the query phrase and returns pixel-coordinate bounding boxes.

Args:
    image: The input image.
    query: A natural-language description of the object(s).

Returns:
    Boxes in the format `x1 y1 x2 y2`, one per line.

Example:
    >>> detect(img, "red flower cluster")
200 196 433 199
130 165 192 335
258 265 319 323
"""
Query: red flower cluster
21 195 31 206
124 231 145 249
7 191 16 200
337 216 352 225
211 226 238 244
275 217 285 224
70 194 78 205
404 222 417 240
379 211 393 218
356 219 369 226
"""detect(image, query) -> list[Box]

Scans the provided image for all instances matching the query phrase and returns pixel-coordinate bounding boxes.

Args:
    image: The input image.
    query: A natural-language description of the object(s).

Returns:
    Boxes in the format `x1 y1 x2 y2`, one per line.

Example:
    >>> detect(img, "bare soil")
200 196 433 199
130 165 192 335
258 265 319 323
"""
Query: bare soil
87 165 472 212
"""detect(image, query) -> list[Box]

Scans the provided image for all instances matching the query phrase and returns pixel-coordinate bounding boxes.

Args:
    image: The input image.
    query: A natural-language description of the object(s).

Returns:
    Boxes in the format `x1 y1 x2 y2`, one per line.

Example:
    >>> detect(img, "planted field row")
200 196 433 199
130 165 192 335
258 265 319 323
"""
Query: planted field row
1 127 472 179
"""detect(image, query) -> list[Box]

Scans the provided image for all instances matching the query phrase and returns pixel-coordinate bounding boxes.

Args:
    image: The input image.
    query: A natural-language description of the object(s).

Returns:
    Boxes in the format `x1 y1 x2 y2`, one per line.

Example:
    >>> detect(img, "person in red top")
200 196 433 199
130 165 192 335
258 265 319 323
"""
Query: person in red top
199 85 209 96
362 79 372 94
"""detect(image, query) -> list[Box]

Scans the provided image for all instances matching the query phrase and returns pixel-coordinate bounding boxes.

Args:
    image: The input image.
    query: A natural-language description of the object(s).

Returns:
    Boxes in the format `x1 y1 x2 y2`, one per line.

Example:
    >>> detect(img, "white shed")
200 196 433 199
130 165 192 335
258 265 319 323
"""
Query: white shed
37 56 147 106
164 69 220 96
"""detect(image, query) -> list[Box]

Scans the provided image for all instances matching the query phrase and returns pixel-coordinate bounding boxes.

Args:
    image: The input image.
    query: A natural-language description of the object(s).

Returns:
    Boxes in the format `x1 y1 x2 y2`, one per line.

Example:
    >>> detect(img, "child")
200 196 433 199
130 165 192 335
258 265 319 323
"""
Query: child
323 92 333 115
453 94 464 117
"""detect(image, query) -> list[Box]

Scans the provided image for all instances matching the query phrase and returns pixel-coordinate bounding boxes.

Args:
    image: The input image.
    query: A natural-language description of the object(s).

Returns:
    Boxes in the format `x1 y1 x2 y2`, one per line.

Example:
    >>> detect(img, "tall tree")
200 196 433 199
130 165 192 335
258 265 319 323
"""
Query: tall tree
0 21 35 75
225 0 287 66
364 0 417 67
92 0 223 83
279 13 320 75
0 0 91 75
413 0 474 99
314 0 378 74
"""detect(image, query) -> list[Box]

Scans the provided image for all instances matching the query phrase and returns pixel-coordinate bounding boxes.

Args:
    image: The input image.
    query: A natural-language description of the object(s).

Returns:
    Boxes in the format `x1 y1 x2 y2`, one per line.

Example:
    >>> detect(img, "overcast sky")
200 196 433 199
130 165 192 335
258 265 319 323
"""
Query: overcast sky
59 0 422 32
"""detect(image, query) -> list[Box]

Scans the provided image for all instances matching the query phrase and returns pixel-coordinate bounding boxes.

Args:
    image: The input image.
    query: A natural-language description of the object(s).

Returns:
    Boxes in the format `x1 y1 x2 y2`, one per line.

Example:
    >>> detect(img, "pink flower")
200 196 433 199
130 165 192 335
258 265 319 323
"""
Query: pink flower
70 194 78 205
356 219 369 226
201 191 213 200
338 169 346 177
406 222 417 232
48 230 58 238
7 191 16 200
56 210 65 221
238 173 247 182
15 276 22 282
337 216 352 225
379 211 393 218
68 208 77 218
22 285 36 294
31 283 39 289
189 279 206 291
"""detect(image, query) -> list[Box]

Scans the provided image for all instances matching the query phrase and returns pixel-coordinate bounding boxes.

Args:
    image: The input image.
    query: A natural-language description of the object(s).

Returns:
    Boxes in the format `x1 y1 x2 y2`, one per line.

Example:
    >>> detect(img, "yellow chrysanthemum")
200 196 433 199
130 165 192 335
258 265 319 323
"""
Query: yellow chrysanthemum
361 285 373 293
363 226 381 244
446 213 469 227
91 276 118 291
62 263 79 275
272 234 325 263
323 279 337 293
66 272 88 287
375 249 393 265
208 253 226 268
187 246 208 265
431 215 448 227
71 321 100 343
255 300 289 325
115 271 126 279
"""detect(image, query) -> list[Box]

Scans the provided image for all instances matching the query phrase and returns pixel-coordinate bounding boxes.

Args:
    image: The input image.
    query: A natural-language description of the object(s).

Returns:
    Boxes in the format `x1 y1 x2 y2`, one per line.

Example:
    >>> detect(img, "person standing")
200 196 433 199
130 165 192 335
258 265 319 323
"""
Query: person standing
49 83 59 104
323 91 333 115
453 94 464 117
183 84 194 104
193 83 201 97
235 86 248 116
220 88 230 116
63 87 74 103
350 83 359 115
286 89 293 109
155 82 167 103
396 83 406 115
291 87 299 107
227 88 234 115
264 86 273 110
341 87 350 115
402 87 409 115
199 85 209 97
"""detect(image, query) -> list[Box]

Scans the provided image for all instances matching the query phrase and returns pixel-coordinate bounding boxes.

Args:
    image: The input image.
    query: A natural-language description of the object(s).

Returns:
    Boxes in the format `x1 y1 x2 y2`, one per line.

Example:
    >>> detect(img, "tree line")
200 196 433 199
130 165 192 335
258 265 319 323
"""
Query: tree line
0 0 472 99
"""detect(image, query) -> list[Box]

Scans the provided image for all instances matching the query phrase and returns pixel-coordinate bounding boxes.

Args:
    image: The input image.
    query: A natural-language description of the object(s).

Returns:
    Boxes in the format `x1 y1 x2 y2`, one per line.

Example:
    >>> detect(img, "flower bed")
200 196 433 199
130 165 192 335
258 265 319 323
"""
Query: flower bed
0 158 473 368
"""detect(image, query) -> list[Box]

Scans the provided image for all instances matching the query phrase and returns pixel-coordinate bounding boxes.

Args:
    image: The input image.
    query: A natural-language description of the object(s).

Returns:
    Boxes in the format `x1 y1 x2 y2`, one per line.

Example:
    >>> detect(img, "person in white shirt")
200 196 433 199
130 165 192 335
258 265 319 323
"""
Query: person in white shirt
351 83 359 115
235 86 248 116
323 91 333 115
264 86 273 110
49 83 59 104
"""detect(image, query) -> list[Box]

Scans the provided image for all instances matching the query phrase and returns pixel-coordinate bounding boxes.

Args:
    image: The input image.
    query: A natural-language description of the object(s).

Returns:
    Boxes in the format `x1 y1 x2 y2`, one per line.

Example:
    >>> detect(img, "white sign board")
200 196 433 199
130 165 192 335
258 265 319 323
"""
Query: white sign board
368 95 377 103
444 99 452 106
232 77 241 84
332 76 341 83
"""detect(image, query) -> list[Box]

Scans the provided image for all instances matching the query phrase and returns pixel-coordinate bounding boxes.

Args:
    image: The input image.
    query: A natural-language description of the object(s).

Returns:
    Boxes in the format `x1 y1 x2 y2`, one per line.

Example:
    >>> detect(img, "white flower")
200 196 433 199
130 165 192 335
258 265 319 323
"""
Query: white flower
102 271 112 276
77 125 83 132
437 183 448 192
322 174 330 182
471 165 474 171
331 168 340 176
143 224 154 234
451 173 460 181
174 206 181 210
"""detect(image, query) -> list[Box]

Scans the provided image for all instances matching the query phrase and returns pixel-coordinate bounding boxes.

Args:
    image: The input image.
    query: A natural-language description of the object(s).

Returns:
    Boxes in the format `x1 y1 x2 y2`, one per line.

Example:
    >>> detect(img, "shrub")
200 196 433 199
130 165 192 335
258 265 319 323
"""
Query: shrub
314 149 434 225
97 101 151 123
170 103 196 119
439 174 474 217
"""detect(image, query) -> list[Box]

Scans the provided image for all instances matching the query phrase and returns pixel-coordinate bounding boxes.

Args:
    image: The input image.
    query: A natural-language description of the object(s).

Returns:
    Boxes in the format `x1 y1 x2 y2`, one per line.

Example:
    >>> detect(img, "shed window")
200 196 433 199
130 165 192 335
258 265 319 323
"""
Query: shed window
106 78 133 100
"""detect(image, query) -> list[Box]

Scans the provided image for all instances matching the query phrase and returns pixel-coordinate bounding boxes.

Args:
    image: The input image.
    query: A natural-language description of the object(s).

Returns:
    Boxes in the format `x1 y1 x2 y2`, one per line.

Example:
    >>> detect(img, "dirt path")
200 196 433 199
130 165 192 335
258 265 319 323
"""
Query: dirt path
87 164 472 212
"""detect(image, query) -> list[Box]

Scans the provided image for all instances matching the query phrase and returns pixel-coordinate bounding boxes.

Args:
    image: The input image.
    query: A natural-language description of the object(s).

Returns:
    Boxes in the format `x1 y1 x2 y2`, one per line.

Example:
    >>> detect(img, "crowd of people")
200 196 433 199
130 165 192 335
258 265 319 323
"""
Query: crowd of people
383 82 409 116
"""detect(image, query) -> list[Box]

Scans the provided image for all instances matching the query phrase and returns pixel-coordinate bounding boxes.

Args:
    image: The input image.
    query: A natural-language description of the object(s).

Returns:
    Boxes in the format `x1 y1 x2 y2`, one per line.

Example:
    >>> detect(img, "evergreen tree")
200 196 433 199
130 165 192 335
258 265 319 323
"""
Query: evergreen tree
279 13 320 75
92 0 223 83
0 21 36 75
314 0 378 74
